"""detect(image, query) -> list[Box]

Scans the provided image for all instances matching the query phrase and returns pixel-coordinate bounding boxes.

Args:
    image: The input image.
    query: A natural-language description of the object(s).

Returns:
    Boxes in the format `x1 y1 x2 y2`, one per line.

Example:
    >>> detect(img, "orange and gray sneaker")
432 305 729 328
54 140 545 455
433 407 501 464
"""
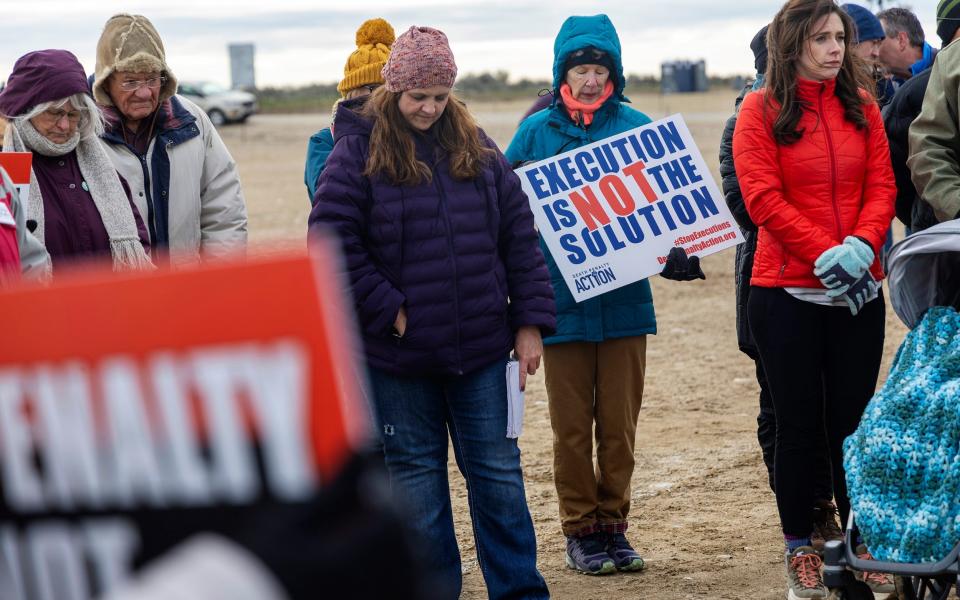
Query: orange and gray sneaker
785 546 827 599
811 500 844 550
855 545 897 600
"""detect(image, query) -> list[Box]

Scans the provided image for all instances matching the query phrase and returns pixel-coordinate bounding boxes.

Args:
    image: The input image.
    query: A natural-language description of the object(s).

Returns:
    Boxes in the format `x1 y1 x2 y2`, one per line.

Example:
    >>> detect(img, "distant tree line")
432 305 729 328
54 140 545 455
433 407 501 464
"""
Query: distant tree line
255 71 746 113
256 83 341 114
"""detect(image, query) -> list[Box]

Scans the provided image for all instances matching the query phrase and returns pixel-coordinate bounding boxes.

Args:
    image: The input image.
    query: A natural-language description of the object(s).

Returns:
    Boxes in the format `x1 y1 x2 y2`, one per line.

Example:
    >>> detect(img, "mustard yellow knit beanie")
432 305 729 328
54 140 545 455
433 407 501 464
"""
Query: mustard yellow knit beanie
338 18 395 96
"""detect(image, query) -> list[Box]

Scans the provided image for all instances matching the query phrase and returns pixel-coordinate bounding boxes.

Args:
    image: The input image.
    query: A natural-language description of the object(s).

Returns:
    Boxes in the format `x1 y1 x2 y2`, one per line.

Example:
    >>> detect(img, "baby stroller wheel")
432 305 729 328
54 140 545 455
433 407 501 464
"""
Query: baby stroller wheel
895 575 918 600
828 580 874 600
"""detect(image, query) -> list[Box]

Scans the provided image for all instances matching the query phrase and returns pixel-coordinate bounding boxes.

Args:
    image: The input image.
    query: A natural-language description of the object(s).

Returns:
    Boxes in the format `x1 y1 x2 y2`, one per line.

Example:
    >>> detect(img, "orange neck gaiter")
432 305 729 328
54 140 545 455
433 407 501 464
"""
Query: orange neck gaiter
559 79 614 127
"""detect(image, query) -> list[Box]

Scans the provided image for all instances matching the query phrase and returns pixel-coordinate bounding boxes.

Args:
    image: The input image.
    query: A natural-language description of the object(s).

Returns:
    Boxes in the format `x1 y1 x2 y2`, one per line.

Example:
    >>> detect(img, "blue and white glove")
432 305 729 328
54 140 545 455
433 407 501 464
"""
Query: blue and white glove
813 236 874 294
827 271 880 316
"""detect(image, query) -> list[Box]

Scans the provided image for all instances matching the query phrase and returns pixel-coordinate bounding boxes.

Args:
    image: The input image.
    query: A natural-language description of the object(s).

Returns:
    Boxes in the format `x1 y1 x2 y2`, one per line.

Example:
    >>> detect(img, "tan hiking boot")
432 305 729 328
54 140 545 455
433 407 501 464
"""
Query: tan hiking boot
855 545 897 600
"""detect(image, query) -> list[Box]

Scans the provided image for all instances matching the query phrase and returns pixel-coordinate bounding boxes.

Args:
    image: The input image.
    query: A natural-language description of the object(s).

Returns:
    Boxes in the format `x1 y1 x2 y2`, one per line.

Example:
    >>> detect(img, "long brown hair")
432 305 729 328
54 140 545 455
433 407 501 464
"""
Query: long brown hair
764 0 873 145
362 87 495 186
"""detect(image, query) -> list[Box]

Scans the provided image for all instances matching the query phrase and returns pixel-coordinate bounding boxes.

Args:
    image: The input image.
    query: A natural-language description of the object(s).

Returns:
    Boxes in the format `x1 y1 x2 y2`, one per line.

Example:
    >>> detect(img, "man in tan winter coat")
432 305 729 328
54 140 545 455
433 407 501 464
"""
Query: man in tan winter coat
908 0 960 225
92 13 247 266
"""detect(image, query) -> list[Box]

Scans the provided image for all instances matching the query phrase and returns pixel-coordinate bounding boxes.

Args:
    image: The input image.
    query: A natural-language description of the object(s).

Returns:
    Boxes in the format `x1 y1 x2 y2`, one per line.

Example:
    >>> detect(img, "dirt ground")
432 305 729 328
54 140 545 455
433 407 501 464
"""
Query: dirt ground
218 89 911 600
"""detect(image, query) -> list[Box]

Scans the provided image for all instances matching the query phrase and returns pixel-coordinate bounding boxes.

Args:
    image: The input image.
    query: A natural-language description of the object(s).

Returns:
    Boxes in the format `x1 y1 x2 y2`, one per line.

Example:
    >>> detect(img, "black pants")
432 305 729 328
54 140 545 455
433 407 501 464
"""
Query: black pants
753 355 833 500
748 286 885 537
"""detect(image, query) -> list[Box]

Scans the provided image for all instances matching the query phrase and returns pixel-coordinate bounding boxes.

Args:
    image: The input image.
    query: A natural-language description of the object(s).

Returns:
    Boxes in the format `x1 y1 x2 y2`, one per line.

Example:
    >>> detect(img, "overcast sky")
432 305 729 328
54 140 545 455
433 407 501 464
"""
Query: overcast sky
1 0 940 88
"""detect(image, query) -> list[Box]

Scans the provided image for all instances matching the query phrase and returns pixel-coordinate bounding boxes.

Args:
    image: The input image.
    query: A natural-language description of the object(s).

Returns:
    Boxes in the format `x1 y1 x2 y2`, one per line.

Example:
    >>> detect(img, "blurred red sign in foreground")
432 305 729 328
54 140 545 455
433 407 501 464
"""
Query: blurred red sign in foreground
0 238 369 598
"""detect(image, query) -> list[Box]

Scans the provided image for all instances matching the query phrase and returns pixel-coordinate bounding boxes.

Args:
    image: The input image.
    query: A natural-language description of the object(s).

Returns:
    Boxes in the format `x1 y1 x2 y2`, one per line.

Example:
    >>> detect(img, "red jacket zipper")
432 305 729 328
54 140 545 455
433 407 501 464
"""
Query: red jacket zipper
818 83 843 240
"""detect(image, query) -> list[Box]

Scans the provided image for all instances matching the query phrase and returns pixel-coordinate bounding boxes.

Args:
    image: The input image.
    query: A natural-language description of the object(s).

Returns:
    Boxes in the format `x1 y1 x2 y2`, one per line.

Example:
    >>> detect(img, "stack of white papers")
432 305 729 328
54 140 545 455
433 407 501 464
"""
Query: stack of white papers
506 360 525 438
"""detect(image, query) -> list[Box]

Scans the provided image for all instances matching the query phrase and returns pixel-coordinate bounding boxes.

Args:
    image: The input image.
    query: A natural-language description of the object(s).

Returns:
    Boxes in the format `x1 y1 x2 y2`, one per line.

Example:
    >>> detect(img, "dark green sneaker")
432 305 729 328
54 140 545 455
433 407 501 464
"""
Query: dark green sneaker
565 532 616 575
605 532 645 572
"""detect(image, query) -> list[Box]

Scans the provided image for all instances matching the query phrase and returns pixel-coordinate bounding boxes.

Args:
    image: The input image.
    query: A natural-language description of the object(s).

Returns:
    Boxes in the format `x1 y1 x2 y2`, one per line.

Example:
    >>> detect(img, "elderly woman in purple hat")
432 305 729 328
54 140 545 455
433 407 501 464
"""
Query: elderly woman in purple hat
0 49 151 272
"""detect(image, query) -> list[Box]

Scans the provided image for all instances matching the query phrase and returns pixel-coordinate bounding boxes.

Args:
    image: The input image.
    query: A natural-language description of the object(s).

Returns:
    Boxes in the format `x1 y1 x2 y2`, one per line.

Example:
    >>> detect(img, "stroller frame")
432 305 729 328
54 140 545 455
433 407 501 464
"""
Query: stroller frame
823 512 960 599
826 222 960 598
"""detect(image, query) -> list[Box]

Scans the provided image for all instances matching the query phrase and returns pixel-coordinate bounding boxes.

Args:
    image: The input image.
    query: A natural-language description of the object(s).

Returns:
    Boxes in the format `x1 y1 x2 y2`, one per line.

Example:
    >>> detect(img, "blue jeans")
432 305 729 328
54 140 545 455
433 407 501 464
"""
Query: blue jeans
367 358 549 600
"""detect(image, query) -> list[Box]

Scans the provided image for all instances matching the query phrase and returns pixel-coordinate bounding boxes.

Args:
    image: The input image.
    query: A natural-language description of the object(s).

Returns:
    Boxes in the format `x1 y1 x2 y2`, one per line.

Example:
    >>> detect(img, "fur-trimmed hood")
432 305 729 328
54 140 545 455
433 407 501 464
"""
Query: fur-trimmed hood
92 14 178 107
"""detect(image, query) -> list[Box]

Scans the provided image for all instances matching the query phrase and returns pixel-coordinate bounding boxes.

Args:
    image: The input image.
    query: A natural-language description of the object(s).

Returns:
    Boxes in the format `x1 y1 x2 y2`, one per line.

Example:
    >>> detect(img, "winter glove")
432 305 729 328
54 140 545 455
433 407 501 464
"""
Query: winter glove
660 247 706 281
813 236 874 294
826 271 880 316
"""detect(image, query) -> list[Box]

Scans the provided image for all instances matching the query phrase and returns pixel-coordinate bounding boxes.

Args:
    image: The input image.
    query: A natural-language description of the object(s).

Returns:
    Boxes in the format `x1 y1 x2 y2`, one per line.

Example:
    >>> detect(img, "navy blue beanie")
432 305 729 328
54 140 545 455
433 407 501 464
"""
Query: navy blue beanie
750 25 769 74
842 4 885 43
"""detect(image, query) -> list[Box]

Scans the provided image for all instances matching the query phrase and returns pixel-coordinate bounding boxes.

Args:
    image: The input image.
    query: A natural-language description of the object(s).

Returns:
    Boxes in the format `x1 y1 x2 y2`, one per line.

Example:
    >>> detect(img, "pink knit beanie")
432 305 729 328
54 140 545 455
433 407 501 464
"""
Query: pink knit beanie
381 26 458 92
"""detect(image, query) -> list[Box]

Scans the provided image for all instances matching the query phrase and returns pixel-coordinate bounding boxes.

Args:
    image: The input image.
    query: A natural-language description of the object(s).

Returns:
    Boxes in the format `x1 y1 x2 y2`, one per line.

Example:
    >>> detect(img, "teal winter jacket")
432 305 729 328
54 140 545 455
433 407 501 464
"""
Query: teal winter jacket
505 13 656 345
305 126 335 205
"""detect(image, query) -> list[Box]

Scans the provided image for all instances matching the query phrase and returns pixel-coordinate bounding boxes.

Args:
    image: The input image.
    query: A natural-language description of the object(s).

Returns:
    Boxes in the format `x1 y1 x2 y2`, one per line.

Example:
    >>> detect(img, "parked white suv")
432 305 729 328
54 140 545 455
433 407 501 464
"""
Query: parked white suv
177 81 257 126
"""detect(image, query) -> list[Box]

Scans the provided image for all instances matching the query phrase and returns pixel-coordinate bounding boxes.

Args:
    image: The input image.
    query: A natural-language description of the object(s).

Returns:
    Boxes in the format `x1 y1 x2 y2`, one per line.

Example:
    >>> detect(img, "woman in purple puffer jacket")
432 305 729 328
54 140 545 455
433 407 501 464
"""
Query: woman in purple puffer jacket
308 26 554 600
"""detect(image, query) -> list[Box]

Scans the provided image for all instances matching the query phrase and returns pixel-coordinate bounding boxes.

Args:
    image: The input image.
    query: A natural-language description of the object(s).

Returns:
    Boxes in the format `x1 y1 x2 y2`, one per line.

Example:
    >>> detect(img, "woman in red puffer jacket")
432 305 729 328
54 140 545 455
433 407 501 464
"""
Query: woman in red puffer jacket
732 0 895 598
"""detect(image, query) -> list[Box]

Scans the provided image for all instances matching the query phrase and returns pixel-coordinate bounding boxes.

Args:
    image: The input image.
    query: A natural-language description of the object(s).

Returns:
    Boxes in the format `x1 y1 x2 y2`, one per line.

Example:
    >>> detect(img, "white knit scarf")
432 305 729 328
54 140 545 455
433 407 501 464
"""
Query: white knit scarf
4 119 153 271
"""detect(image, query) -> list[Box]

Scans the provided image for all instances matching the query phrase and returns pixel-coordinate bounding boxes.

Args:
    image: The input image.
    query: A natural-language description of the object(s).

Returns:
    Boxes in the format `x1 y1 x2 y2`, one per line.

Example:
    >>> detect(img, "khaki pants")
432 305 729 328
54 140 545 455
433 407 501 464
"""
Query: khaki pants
544 336 647 537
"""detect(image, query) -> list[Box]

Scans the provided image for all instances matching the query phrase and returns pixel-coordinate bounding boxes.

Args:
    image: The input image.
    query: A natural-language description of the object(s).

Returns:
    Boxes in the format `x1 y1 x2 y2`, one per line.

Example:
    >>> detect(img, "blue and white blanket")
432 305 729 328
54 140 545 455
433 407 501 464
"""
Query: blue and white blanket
845 306 960 563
